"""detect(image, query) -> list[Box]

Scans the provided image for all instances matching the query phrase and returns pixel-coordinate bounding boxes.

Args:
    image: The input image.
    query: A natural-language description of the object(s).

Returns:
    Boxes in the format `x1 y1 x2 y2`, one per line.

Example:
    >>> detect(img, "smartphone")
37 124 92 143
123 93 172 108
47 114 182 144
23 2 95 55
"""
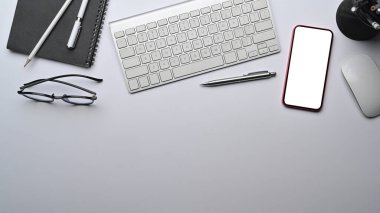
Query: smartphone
283 25 333 111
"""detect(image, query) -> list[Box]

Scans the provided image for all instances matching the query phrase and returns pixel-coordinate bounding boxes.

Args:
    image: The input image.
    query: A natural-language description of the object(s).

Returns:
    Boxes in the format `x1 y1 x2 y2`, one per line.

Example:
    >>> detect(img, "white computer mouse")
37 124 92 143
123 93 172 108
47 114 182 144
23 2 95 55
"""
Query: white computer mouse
342 54 380 118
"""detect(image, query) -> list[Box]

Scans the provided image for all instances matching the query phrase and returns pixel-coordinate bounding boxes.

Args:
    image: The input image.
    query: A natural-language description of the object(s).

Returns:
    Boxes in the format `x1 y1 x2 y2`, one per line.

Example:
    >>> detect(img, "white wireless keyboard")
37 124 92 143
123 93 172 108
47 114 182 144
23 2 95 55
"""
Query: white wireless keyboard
110 0 280 93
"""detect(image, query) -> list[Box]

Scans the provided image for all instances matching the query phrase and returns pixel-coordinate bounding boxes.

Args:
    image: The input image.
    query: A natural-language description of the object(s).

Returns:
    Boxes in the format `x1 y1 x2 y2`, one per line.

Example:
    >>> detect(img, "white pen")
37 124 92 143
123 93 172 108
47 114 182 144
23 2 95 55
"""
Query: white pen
24 0 73 67
67 0 89 49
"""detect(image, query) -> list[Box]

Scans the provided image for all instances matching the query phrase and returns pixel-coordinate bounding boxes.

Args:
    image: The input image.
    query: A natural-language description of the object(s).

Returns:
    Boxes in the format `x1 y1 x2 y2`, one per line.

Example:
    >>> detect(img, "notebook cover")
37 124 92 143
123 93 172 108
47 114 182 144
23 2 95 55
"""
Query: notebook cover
7 0 108 68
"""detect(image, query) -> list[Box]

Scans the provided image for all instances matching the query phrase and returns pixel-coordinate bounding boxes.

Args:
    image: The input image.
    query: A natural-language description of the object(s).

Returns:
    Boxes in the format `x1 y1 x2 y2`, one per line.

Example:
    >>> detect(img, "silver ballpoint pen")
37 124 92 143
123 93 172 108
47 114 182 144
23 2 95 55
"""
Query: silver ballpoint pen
201 71 276 87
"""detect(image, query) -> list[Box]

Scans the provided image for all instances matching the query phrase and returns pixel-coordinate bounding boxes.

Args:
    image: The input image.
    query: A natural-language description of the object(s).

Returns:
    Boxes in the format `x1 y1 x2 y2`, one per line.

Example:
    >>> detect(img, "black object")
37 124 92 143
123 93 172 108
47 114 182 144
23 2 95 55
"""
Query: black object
17 74 103 105
7 0 108 68
336 0 378 40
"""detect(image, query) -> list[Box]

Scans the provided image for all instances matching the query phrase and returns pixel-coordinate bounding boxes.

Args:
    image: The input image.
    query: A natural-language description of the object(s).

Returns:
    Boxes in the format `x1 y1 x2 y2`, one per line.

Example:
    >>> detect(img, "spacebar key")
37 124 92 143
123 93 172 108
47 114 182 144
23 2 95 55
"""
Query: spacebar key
173 56 224 78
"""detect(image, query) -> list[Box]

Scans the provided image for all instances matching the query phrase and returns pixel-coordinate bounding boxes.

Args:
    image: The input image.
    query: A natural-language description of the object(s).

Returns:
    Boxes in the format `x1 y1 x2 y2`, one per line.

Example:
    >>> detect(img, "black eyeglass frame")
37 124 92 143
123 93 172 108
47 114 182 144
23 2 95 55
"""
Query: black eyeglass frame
17 74 103 105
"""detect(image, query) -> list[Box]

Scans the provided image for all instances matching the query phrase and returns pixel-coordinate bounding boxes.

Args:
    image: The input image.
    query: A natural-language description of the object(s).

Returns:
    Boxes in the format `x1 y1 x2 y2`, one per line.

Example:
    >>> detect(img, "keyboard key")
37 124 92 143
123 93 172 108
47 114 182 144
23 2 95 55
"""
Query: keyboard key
241 3 252 13
234 28 244 38
135 44 146 54
141 53 151 64
190 18 200 28
147 30 158 40
169 16 179 23
260 9 271 19
198 27 208 37
149 62 159 72
125 65 148 79
255 20 273 32
160 70 173 82
208 24 218 34
151 51 162 61
200 15 211 25
201 7 211 14
190 10 200 17
162 48 172 58
221 9 232 19
126 28 136 35
193 39 203 49
259 48 269 54
177 33 187 43
234 0 243 5
265 39 278 47
203 36 214 47
146 41 156 51
212 4 222 11
223 1 233 8
167 36 177 46
136 25 146 32
221 42 232 52
129 79 139 90
252 0 268 10
258 43 267 49
139 76 150 88
231 6 242 17
252 29 275 43
116 38 127 48
211 45 222 55
123 57 140 69
127 35 138 45
120 47 135 58
179 13 190 20
172 45 182 55
229 18 239 28
214 33 224 43
239 15 250 25
158 27 169 37
147 22 157 29
242 37 252 46
224 52 237 64
224 31 234 40
211 13 222 22
269 45 279 52
179 21 190 31
244 24 255 34
180 54 191 63
173 56 224 78
149 74 160 85
237 49 248 60
158 19 168 26
187 30 198 40
169 24 179 34
190 51 201 61
250 12 260 22
156 38 167 49
200 48 212 58
137 32 148 42
182 42 193 52
170 57 180 66
219 21 229 31
114 31 125 38
248 50 258 57
159 59 170 69
232 39 242 49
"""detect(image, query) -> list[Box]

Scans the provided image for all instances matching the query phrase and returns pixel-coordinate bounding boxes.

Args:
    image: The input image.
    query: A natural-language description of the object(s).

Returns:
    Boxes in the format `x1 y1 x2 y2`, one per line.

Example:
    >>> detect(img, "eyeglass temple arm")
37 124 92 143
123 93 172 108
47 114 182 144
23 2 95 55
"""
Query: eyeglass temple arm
49 79 98 94
21 74 103 89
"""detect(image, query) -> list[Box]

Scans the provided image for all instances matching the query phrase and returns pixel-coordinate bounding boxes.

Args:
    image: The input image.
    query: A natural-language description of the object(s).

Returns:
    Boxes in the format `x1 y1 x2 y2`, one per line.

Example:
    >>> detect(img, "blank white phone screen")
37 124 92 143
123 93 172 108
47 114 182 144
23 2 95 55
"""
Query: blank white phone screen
284 26 333 110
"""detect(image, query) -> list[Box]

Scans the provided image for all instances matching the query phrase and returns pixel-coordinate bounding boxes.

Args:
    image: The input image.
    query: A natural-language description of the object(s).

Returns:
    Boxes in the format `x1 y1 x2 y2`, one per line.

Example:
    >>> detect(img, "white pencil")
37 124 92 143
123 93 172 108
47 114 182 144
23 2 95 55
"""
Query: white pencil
24 0 73 67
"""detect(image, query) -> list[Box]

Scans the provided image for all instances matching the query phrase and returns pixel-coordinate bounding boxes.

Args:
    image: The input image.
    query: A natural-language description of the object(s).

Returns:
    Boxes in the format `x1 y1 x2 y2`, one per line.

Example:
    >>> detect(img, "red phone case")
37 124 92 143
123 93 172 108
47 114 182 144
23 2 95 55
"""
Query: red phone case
282 25 334 112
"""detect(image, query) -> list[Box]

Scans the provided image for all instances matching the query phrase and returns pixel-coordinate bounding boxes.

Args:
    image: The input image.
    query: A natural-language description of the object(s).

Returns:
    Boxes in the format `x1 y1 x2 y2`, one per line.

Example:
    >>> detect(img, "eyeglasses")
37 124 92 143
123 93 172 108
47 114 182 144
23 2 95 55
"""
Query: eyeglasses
17 74 103 105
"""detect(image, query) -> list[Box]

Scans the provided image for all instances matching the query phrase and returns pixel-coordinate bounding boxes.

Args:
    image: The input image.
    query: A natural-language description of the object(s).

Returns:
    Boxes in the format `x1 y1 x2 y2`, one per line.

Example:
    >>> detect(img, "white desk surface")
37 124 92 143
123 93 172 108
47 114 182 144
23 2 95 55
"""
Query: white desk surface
1 0 380 212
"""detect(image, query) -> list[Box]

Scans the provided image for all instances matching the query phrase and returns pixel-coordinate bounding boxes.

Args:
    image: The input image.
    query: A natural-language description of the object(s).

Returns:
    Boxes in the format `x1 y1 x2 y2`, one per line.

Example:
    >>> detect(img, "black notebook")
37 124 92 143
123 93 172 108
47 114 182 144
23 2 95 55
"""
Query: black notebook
7 0 108 68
